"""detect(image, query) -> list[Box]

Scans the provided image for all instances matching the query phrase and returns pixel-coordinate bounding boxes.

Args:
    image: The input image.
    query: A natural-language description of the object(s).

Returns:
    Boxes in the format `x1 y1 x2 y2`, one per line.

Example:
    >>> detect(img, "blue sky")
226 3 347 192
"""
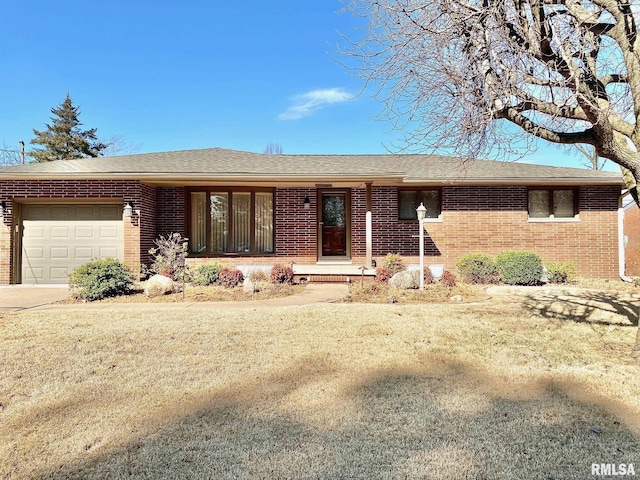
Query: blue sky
0 0 613 170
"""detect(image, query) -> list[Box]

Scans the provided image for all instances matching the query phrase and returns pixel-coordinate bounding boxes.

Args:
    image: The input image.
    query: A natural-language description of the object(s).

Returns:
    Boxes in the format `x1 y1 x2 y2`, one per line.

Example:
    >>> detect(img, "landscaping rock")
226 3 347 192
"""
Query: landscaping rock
449 295 464 303
243 278 256 293
145 274 174 297
389 270 420 289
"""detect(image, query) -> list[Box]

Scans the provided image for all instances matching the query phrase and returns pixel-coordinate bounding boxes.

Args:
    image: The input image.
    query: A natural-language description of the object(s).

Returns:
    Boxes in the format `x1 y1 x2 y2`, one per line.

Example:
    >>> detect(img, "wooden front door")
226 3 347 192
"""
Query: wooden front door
320 191 348 257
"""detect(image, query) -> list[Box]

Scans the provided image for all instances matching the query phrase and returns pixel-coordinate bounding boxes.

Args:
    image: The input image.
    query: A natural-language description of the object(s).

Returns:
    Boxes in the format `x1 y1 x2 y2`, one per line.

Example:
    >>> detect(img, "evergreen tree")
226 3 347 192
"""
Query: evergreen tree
29 94 107 162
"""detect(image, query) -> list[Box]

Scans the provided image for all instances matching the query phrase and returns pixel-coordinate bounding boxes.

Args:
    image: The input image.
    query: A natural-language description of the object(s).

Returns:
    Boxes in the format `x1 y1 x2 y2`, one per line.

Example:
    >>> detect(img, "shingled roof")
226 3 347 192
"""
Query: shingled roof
0 147 623 186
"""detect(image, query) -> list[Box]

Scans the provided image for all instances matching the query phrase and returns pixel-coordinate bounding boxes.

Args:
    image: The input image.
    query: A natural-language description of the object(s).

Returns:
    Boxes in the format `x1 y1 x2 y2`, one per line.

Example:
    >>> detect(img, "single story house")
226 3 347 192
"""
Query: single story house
0 147 627 284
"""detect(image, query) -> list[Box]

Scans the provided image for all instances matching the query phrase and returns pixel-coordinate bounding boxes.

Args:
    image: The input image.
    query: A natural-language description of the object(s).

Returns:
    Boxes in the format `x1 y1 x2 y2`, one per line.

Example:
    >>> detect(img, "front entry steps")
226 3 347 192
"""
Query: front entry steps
293 263 375 283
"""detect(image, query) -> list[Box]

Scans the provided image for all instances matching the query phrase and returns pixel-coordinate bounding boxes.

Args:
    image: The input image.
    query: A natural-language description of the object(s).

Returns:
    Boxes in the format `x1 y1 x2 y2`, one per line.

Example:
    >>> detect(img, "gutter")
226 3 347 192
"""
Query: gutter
402 177 624 186
619 190 633 282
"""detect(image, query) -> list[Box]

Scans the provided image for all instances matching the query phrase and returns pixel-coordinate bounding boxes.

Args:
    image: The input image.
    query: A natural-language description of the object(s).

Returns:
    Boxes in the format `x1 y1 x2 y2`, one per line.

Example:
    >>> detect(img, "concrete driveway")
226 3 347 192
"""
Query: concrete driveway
0 285 69 311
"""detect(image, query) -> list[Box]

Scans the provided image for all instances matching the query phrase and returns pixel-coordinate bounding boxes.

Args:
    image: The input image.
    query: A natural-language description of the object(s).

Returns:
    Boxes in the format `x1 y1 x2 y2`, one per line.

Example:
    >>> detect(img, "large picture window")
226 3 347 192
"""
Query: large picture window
189 189 274 254
528 189 577 219
398 189 442 220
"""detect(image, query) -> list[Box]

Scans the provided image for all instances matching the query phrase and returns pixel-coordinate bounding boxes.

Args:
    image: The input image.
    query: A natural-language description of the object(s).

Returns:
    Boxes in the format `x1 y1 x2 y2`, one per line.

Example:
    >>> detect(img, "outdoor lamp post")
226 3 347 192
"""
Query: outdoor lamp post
416 202 427 290
123 202 133 219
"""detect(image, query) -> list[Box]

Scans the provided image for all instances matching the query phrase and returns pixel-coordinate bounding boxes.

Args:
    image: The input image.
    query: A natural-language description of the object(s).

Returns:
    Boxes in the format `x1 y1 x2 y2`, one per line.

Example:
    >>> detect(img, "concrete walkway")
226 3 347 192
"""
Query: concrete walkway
1 283 350 312
0 285 69 311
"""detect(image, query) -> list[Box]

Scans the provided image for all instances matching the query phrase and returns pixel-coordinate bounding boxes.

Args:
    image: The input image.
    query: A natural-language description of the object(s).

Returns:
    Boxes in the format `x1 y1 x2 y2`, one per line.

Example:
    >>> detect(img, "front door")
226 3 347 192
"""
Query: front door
320 191 349 257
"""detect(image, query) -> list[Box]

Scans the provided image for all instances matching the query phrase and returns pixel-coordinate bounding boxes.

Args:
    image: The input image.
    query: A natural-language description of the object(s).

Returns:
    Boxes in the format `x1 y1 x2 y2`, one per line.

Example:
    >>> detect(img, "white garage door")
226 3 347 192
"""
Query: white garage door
21 204 124 284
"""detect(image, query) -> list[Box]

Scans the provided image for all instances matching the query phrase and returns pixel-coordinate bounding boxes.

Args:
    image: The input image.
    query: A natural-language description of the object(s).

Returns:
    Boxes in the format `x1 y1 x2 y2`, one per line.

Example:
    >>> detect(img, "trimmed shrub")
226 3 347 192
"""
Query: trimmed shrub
270 264 294 284
219 268 244 288
375 267 393 283
456 253 498 284
69 258 133 301
191 262 223 286
496 251 543 286
546 261 577 284
423 267 434 285
149 232 189 280
383 253 406 274
440 270 457 288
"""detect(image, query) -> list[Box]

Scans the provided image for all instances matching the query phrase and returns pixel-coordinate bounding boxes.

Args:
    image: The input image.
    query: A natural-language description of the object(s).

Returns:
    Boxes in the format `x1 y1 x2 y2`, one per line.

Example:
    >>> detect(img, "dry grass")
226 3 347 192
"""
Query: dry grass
1 288 639 479
344 281 485 303
65 283 305 304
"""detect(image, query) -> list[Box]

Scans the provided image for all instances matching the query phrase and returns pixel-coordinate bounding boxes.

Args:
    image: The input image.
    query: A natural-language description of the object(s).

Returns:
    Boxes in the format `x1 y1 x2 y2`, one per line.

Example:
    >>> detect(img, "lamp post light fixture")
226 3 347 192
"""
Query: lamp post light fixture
416 202 427 290
123 202 133 218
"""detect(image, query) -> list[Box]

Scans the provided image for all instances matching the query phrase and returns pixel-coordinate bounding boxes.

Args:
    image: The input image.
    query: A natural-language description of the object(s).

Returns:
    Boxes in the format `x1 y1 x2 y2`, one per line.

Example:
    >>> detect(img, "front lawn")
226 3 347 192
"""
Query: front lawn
66 282 305 303
344 281 485 303
1 291 638 479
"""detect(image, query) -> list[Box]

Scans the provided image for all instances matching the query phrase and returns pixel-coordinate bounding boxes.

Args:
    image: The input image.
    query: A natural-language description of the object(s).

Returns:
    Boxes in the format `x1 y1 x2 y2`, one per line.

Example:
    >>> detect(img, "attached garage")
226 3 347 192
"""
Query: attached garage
20 203 124 284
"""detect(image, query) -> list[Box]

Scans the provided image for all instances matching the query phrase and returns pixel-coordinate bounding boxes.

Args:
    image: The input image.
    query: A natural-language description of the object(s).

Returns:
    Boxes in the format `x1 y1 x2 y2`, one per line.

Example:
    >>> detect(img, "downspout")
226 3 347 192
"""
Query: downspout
619 190 633 282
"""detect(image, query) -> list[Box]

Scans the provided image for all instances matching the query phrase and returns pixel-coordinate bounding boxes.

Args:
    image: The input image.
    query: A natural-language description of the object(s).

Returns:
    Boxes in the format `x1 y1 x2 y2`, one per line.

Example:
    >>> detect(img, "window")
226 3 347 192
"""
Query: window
528 189 577 219
189 189 274 254
398 189 441 220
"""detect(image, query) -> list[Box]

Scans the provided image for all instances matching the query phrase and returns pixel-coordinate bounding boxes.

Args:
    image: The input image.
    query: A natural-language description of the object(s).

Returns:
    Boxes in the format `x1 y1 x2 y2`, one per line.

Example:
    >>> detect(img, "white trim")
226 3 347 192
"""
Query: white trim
619 191 633 282
528 216 580 223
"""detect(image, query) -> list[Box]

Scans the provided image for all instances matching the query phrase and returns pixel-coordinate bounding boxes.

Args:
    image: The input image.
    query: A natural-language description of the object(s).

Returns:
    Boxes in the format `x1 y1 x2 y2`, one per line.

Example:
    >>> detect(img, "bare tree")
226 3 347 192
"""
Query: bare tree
0 142 23 166
263 142 284 155
574 144 607 171
340 0 640 355
341 1 640 180
101 135 141 157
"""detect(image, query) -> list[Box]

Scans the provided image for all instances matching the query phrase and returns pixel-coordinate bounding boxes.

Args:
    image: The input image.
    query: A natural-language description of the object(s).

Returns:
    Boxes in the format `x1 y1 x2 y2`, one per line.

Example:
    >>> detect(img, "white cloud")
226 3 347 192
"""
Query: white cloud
278 88 352 120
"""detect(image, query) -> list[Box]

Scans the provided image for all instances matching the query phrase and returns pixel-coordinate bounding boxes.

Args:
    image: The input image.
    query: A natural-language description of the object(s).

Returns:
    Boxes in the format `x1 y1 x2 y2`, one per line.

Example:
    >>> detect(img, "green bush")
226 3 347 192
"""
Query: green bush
191 262 223 286
456 253 498 284
69 258 133 301
496 251 543 286
545 261 576 284
270 264 294 284
219 267 244 288
383 253 406 275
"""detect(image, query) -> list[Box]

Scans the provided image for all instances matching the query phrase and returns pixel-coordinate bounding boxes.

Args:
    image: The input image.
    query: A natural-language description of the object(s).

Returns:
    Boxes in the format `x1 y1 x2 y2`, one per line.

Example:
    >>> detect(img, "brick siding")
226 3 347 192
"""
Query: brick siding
0 181 622 284
349 185 620 278
156 187 186 238
0 180 156 284
274 187 317 261
624 203 640 276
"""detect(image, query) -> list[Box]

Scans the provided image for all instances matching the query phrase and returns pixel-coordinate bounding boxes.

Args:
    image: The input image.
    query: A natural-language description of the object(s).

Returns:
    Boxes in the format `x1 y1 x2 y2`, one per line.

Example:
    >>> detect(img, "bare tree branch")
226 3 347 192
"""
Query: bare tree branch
339 0 640 176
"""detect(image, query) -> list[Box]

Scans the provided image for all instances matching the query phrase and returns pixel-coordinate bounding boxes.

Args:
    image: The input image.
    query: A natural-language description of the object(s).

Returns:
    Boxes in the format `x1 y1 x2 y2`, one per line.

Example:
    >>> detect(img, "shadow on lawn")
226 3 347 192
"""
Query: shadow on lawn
519 288 639 327
37 354 639 480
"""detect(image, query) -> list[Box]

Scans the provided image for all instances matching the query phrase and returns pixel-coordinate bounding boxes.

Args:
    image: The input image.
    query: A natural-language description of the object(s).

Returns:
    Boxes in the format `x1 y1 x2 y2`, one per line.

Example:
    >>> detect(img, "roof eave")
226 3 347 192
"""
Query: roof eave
0 172 407 185
403 177 624 186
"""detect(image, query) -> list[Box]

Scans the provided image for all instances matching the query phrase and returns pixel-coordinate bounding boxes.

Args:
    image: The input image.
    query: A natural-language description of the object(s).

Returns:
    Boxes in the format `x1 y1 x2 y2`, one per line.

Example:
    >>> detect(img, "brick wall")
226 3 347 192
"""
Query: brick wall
354 185 620 278
183 184 620 278
156 187 186 238
624 203 640 275
0 181 621 283
274 187 317 261
0 180 156 284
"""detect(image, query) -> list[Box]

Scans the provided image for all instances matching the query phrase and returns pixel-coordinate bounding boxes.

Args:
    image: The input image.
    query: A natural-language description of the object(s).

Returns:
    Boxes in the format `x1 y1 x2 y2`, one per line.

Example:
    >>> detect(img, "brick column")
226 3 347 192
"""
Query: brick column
0 217 11 285
123 211 141 278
